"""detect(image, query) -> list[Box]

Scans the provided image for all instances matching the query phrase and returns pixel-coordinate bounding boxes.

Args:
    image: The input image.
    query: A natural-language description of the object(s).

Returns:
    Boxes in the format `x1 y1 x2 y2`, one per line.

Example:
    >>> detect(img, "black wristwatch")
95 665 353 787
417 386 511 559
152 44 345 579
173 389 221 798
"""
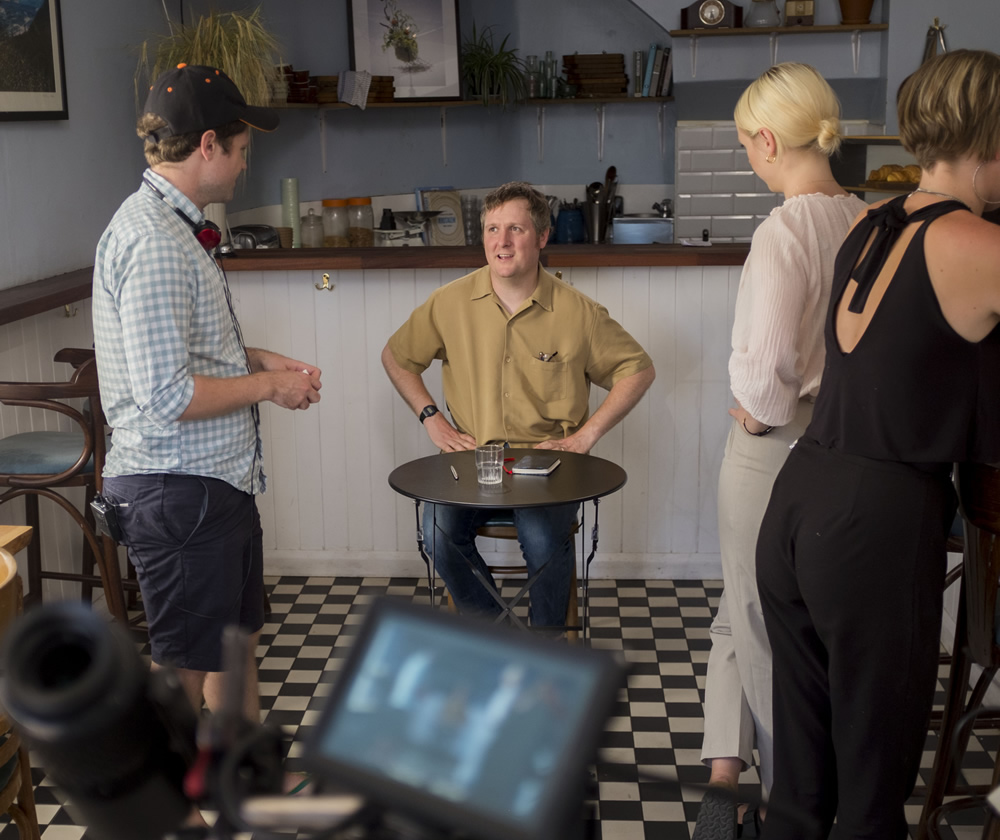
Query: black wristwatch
418 404 439 424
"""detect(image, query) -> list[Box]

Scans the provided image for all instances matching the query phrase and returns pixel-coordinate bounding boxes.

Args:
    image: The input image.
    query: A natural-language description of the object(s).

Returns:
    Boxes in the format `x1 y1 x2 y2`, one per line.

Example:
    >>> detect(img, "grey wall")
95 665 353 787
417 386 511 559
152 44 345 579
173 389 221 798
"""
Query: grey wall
0 0 995 291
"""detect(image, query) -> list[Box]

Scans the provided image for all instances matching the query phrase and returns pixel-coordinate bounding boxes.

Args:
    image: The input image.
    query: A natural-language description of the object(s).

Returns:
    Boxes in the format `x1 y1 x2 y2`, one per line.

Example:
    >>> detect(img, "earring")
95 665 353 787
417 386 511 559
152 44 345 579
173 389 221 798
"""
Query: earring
973 161 1000 205
766 154 776 164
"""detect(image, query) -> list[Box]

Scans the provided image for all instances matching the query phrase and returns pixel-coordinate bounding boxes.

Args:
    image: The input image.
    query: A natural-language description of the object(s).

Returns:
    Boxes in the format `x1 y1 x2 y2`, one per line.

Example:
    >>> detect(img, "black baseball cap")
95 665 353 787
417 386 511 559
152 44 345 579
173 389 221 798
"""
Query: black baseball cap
142 63 279 140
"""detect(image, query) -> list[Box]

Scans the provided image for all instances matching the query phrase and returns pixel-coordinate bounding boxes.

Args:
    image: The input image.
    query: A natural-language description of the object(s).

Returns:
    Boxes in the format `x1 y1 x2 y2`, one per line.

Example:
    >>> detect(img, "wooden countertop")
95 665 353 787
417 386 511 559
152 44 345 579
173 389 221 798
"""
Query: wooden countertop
1 244 749 324
218 243 750 271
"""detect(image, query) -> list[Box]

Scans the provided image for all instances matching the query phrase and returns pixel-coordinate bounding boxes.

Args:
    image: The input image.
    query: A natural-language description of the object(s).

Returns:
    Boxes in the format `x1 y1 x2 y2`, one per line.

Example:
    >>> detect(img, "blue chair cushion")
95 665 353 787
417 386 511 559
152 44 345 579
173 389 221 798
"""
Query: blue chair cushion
0 431 96 475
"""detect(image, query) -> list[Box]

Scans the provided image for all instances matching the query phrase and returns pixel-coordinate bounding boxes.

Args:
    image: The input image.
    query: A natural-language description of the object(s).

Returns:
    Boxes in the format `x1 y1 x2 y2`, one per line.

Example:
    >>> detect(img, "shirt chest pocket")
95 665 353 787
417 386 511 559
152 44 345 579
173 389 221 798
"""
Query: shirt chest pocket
520 356 568 401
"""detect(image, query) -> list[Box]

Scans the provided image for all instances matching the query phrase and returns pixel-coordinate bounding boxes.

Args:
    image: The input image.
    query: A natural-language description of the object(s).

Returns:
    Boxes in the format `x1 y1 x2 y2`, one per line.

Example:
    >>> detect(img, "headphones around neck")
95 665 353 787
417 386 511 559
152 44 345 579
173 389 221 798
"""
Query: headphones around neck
142 177 222 252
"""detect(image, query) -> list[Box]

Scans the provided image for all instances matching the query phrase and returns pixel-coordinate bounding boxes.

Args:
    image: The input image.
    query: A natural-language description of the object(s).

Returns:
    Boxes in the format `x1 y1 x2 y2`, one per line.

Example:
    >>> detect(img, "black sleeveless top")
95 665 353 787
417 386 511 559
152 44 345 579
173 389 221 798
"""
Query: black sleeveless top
805 195 1000 466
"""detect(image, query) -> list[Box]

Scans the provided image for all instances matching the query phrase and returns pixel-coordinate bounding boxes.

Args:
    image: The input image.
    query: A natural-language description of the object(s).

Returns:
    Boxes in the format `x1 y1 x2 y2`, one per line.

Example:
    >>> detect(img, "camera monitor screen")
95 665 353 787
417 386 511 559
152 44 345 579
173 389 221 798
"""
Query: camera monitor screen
304 597 627 840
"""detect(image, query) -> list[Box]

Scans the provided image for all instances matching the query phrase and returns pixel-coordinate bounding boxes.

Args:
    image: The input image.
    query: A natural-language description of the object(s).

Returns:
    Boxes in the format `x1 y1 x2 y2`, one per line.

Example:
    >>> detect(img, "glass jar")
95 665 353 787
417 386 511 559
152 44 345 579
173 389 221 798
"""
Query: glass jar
347 197 375 247
300 208 324 248
322 198 349 247
745 0 781 27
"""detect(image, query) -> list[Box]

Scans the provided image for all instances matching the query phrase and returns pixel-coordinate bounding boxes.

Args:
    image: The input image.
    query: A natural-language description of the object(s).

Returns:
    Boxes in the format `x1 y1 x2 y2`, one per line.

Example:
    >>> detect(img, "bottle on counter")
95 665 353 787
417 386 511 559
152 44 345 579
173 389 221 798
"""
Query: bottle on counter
347 197 375 247
300 208 324 248
322 198 349 247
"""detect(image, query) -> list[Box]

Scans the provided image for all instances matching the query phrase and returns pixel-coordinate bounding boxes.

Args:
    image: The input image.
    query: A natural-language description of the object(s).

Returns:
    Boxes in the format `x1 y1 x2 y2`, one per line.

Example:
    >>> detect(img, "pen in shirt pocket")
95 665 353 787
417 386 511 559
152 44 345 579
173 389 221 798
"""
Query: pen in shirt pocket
537 351 558 362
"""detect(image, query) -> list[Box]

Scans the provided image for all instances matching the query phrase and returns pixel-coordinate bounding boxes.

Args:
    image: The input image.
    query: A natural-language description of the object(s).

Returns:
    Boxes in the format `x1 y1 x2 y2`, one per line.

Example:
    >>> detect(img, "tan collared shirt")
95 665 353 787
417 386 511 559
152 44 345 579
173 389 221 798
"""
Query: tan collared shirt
387 265 652 446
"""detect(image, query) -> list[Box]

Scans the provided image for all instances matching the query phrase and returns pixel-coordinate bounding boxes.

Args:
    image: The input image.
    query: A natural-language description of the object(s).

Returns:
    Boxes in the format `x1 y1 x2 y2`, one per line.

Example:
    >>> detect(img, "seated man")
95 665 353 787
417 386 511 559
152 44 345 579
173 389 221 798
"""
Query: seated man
381 181 655 628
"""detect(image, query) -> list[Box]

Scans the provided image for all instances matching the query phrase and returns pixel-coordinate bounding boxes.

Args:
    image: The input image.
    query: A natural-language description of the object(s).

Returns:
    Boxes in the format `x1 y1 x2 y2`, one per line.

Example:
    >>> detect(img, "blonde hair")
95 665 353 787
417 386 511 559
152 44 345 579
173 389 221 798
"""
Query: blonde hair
898 49 1000 169
734 62 843 158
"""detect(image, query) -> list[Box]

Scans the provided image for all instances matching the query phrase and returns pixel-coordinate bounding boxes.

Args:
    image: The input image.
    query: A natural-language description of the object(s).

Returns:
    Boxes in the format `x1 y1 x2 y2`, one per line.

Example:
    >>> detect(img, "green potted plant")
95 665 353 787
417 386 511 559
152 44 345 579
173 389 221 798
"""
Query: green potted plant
381 0 420 64
461 23 527 109
135 5 281 108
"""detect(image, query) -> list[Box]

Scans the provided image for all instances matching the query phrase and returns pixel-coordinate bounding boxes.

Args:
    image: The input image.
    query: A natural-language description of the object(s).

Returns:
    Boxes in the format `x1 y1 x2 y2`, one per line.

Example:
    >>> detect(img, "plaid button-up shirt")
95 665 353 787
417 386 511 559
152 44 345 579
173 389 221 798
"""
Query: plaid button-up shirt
93 169 264 494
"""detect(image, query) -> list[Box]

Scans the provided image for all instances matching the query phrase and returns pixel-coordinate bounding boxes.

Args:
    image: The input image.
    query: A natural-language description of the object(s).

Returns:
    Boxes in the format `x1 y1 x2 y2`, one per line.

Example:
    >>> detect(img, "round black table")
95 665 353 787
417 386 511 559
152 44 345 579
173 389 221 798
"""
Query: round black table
388 449 628 640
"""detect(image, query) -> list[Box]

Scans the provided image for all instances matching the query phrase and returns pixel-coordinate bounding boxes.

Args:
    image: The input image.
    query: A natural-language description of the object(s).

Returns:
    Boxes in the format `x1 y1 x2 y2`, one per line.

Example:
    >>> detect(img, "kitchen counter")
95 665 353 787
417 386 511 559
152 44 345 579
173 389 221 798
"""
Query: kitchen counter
0 243 749 325
218 243 750 271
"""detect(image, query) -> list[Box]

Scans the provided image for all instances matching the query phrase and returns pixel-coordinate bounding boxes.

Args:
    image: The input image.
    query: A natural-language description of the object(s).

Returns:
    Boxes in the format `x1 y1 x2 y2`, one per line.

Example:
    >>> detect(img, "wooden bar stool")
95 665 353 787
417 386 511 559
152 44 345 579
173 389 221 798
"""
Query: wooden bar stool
918 461 1000 840
0 546 41 840
0 349 128 622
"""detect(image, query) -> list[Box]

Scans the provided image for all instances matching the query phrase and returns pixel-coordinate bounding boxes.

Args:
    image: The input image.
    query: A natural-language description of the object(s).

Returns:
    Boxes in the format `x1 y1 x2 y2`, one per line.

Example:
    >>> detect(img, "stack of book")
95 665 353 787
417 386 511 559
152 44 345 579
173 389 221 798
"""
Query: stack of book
561 53 628 99
317 76 339 104
639 43 673 98
367 76 396 104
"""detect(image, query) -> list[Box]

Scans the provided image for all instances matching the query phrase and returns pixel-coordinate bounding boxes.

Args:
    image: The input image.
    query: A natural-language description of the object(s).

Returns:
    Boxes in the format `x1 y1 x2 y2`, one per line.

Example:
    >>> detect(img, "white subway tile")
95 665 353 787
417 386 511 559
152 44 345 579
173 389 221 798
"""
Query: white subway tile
713 236 734 244
735 148 750 170
677 172 713 193
674 194 692 216
711 216 755 238
676 125 715 150
734 193 780 215
691 149 735 171
713 172 758 193
675 216 712 239
733 237 753 244
713 125 738 149
690 194 735 216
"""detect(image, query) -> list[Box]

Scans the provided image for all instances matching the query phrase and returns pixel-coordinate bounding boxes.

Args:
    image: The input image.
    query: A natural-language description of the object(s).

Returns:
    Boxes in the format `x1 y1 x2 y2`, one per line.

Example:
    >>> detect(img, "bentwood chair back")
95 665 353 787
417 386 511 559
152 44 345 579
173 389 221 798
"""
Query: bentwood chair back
0 349 127 621
918 461 1000 840
0 548 41 840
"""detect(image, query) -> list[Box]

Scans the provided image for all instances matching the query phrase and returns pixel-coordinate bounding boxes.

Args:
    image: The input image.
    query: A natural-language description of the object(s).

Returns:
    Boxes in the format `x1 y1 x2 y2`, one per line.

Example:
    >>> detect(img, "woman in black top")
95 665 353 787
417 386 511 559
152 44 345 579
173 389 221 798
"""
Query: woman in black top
756 49 1000 839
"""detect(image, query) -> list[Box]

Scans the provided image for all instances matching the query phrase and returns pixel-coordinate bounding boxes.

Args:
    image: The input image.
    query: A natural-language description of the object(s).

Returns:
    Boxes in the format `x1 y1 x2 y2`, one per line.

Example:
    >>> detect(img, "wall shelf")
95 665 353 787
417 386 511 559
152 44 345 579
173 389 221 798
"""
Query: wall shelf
668 23 888 76
273 96 673 111
277 96 675 168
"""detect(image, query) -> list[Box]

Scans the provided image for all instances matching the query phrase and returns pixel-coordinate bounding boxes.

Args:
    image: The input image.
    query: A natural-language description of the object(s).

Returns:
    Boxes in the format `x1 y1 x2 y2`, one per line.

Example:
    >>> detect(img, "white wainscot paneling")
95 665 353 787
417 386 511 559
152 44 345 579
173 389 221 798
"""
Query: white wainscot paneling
225 264 742 582
0 268 739 609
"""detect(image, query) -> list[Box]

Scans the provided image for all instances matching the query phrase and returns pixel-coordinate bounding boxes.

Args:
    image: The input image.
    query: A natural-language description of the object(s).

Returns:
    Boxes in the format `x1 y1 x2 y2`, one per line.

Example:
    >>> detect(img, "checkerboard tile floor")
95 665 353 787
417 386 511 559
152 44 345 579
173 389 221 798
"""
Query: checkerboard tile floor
6 576 997 839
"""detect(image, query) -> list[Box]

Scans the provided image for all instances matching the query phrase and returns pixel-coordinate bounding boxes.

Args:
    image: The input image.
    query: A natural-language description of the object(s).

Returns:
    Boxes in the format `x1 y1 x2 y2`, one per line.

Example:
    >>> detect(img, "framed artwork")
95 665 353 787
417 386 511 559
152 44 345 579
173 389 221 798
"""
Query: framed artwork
0 0 68 121
348 0 461 100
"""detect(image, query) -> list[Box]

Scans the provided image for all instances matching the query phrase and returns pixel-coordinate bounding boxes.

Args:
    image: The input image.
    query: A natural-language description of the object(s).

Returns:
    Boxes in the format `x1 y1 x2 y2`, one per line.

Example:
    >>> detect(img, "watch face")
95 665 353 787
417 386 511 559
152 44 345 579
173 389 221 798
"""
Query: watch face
699 0 725 25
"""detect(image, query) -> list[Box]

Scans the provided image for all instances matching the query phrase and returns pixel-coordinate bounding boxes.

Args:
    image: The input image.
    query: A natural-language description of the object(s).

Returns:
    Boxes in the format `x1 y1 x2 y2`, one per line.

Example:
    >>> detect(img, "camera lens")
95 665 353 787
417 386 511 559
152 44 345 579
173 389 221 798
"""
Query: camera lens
0 602 195 840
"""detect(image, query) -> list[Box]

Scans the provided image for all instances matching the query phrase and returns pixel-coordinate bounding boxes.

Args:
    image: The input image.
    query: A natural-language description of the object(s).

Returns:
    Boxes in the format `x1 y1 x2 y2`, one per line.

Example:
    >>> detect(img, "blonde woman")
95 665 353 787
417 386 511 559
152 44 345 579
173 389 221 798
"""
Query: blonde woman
693 63 865 839
756 49 1000 838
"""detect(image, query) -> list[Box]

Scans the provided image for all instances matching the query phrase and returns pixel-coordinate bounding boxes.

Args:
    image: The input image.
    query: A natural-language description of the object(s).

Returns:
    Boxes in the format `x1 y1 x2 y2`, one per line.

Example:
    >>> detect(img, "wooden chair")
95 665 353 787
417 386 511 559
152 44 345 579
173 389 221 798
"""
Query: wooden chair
0 349 127 622
918 462 1000 840
445 513 580 642
0 547 41 840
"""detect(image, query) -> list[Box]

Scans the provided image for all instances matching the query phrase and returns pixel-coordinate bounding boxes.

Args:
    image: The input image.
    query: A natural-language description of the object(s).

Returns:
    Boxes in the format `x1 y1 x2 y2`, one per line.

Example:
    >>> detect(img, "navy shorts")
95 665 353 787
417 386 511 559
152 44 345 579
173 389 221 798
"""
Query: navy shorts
102 473 265 672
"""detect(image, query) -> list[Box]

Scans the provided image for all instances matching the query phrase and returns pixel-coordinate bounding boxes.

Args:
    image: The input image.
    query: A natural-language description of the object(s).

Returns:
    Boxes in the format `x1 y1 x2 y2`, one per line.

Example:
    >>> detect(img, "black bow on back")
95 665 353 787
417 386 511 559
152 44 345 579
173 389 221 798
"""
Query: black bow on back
845 197 967 313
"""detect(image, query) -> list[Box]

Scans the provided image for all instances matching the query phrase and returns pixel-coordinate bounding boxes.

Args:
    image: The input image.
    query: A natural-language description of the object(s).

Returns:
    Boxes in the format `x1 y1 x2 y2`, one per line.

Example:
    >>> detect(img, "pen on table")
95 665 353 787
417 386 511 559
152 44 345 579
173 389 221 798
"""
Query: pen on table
450 465 459 481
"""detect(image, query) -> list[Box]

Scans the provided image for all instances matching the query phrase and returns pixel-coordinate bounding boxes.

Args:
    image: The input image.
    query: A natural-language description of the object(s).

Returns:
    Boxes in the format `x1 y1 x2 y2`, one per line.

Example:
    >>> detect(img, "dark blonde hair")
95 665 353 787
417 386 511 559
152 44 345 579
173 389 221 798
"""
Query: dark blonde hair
136 114 247 166
898 49 1000 169
734 62 843 158
481 182 550 234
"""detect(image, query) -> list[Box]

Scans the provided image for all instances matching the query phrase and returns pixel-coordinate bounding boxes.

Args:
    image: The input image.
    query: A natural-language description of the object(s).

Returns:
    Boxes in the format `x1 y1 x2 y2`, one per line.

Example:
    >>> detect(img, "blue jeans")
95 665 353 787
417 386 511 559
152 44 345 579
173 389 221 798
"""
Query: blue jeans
423 502 579 628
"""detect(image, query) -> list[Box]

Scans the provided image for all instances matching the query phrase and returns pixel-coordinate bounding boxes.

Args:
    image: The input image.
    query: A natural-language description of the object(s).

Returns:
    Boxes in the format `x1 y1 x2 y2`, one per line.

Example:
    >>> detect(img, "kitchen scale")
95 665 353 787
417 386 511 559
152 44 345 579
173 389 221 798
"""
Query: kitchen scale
374 210 442 247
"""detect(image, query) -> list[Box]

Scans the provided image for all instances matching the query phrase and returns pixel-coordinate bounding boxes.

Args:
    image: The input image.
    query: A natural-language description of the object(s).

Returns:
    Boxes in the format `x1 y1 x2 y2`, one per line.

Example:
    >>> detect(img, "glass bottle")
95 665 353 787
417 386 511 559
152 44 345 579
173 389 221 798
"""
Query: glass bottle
322 198 349 247
347 197 375 247
300 208 324 248
525 55 540 99
746 0 781 27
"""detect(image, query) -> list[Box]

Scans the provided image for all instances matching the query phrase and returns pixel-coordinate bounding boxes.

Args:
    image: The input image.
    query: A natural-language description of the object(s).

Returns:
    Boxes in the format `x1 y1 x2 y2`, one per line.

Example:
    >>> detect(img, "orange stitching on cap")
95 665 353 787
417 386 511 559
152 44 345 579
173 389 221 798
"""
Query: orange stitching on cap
166 86 174 93
177 62 187 69
204 78 212 84
214 70 221 76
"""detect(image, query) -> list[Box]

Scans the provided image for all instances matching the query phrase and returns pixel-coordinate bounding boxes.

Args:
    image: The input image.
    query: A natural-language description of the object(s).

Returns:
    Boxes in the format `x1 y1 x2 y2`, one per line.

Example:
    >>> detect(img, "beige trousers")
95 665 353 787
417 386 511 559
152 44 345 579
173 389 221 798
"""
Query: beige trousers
700 399 813 798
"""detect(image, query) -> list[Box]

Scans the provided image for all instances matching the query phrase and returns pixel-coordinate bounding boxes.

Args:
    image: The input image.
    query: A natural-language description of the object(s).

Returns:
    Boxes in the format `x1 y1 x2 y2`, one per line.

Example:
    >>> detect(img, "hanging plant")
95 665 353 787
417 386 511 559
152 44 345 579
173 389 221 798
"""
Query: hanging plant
461 23 527 109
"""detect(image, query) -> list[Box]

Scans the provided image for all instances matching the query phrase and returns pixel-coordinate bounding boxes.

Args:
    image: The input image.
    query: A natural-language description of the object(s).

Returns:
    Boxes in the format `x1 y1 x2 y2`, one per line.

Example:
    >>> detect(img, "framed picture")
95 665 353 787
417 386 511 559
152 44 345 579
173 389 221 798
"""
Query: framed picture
348 0 461 100
0 0 68 121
